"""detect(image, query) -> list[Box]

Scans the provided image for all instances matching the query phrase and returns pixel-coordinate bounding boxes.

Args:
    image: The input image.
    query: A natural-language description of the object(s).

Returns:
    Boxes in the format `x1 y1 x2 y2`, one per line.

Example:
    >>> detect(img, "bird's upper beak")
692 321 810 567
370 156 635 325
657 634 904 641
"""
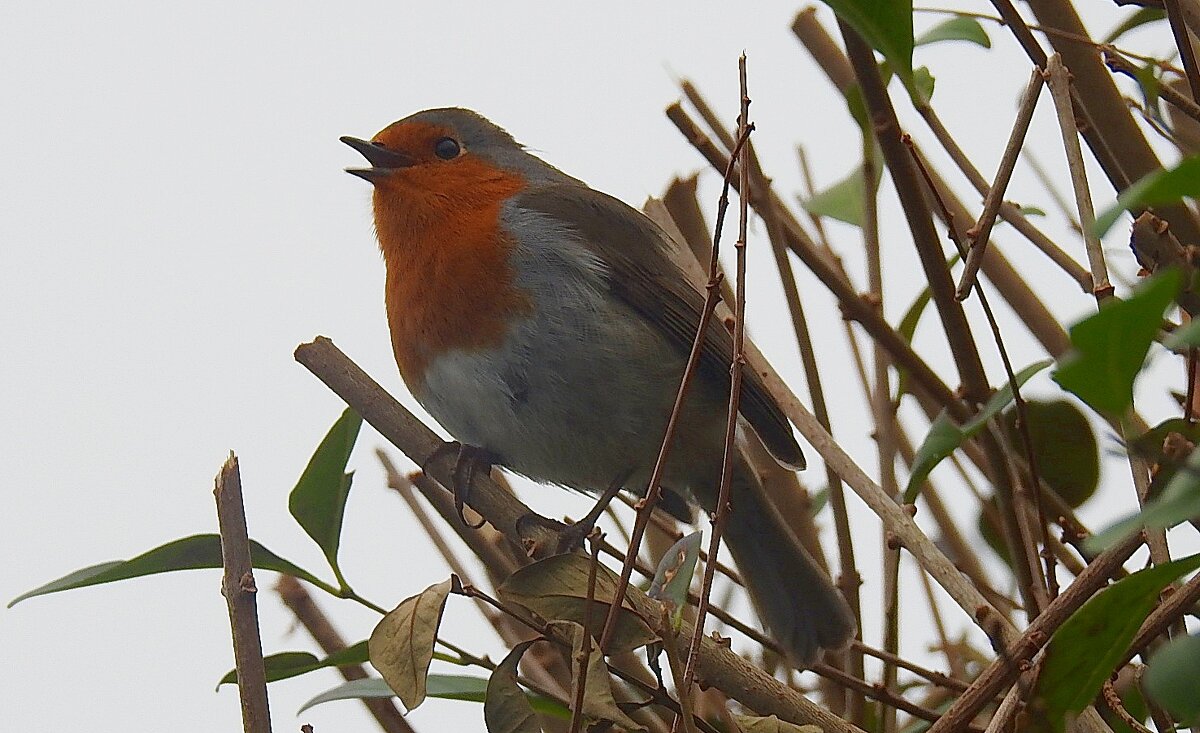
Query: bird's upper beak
340 136 414 183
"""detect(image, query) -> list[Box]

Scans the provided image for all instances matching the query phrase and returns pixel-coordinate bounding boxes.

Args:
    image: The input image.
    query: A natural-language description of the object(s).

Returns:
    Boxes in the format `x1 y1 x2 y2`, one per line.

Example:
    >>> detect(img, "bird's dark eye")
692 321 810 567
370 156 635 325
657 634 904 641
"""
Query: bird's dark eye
434 137 461 160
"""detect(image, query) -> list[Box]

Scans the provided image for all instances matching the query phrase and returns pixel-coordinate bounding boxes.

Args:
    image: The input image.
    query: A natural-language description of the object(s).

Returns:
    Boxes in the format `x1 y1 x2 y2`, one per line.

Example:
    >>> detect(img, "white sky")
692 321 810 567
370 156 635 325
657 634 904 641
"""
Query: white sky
4 2 1196 732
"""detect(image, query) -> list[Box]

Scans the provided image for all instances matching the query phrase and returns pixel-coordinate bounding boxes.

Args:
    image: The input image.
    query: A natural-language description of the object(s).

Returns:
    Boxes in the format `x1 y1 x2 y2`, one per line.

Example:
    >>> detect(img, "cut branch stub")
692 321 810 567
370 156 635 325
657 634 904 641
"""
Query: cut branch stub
1130 211 1200 315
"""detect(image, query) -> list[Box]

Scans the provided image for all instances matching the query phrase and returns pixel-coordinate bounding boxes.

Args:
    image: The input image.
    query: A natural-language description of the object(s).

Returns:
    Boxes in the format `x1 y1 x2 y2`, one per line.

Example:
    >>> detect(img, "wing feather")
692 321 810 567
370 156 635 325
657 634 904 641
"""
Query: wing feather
514 183 805 469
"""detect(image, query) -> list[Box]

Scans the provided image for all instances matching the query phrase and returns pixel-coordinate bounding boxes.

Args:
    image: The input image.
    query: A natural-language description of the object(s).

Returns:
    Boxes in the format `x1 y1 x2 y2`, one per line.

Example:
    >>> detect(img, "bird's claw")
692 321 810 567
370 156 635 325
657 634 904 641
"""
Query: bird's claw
516 473 629 558
423 441 495 529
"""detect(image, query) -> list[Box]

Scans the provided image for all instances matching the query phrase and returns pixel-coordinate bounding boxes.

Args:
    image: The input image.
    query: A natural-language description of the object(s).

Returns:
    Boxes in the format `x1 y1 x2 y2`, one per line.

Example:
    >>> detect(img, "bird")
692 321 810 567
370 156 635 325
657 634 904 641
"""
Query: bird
341 107 854 666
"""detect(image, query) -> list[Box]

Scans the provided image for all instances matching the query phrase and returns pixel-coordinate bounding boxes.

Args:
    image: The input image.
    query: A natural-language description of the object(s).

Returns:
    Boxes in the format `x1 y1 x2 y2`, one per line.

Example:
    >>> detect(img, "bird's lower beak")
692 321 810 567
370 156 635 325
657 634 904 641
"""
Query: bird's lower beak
340 136 414 182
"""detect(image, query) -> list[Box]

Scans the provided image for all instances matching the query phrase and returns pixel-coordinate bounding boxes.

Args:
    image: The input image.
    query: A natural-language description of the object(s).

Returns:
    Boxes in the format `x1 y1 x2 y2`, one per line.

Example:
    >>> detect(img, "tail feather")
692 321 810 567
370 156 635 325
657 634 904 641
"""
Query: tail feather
720 462 854 666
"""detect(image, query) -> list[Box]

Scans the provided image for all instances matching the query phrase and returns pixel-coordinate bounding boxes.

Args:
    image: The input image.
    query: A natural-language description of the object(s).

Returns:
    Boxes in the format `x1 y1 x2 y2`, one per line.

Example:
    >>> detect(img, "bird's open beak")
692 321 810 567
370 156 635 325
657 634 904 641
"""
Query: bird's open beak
340 136 414 183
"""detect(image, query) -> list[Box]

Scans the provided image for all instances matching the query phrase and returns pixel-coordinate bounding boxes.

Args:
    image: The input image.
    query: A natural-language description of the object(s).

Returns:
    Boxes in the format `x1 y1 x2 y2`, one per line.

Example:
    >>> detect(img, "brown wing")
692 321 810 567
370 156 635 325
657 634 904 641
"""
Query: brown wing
514 183 805 470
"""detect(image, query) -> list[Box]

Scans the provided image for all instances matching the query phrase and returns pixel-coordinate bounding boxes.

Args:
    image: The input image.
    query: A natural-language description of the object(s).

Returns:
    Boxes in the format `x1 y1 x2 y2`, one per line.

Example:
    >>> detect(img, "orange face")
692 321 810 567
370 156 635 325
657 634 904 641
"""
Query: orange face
347 120 531 388
363 120 525 246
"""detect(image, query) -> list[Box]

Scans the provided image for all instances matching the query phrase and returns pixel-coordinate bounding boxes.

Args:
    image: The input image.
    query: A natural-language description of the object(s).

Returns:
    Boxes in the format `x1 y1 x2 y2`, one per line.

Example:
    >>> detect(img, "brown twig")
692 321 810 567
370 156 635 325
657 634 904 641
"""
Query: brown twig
924 532 1144 733
1120 568 1200 668
1102 679 1155 733
664 102 968 419
812 659 985 732
957 68 1046 299
1106 49 1200 126
567 533 603 733
1045 54 1115 302
275 576 412 733
214 453 273 733
1165 0 1200 105
597 114 752 660
840 20 992 406
681 52 752 702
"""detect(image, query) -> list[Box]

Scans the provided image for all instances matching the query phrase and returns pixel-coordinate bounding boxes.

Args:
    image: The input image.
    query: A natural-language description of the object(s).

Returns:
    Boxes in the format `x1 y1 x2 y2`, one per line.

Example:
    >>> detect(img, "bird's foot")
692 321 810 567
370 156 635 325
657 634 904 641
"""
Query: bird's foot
422 441 495 529
554 476 627 553
515 472 630 558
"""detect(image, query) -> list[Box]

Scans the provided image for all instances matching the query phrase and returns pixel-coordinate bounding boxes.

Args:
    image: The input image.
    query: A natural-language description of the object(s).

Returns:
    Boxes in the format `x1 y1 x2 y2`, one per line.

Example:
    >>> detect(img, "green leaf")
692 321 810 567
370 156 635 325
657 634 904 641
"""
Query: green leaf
299 674 568 716
1144 633 1200 725
218 641 369 687
1001 400 1099 508
648 531 702 629
8 534 326 607
1029 554 1200 732
1102 8 1166 44
894 254 960 400
820 0 914 87
910 66 936 105
844 82 871 133
1019 205 1047 217
289 408 362 577
905 413 963 503
1052 270 1180 415
298 678 397 713
1094 157 1200 237
963 361 1054 433
916 17 991 48
802 166 871 227
1164 317 1200 351
1086 437 1200 551
904 360 1052 501
1132 61 1162 115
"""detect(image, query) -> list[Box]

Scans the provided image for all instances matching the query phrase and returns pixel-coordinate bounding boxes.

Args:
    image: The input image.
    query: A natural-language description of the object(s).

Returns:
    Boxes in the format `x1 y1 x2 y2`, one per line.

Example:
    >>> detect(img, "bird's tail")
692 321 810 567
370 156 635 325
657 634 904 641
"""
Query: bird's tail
720 460 855 667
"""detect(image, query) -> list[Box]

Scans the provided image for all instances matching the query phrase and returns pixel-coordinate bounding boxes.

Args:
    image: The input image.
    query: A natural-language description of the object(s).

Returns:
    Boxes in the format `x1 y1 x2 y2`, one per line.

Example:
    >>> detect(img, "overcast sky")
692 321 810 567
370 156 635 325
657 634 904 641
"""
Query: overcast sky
4 2 1196 732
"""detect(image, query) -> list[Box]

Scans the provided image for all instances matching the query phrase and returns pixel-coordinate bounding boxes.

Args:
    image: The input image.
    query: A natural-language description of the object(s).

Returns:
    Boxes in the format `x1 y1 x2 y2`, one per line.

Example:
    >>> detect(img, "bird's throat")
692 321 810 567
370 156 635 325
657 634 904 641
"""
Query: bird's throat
373 170 531 390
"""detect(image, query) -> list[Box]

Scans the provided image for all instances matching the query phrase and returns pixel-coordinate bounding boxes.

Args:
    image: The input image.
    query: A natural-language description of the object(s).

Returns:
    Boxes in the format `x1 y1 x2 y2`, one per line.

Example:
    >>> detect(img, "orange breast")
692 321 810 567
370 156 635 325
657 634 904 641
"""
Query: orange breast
372 158 531 389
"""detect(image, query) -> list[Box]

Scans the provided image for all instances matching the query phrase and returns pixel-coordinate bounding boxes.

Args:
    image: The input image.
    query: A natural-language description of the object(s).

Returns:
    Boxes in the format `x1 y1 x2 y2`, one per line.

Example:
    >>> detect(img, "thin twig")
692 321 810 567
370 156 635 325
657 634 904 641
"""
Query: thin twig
840 19 991 405
597 118 752 659
664 102 969 419
1045 54 1115 301
1103 680 1155 733
681 52 752 699
567 533 603 733
214 453 272 733
924 532 1144 733
1105 49 1200 126
906 138 1049 617
1165 0 1200 104
957 68 1046 299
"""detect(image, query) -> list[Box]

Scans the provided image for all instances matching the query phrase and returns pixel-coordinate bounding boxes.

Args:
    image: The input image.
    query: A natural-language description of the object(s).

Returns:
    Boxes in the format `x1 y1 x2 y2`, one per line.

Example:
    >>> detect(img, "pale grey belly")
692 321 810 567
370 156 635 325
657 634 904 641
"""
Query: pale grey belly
415 305 726 495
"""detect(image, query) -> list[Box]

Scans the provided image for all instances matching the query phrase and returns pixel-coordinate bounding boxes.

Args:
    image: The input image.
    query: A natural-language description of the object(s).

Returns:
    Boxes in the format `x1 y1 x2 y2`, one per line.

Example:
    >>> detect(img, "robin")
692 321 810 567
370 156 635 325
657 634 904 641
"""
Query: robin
341 108 854 666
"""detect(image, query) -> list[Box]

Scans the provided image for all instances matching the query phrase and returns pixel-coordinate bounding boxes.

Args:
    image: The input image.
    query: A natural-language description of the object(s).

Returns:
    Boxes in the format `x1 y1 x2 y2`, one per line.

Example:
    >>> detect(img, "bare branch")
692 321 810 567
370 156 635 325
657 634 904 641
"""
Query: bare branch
214 454 272 733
